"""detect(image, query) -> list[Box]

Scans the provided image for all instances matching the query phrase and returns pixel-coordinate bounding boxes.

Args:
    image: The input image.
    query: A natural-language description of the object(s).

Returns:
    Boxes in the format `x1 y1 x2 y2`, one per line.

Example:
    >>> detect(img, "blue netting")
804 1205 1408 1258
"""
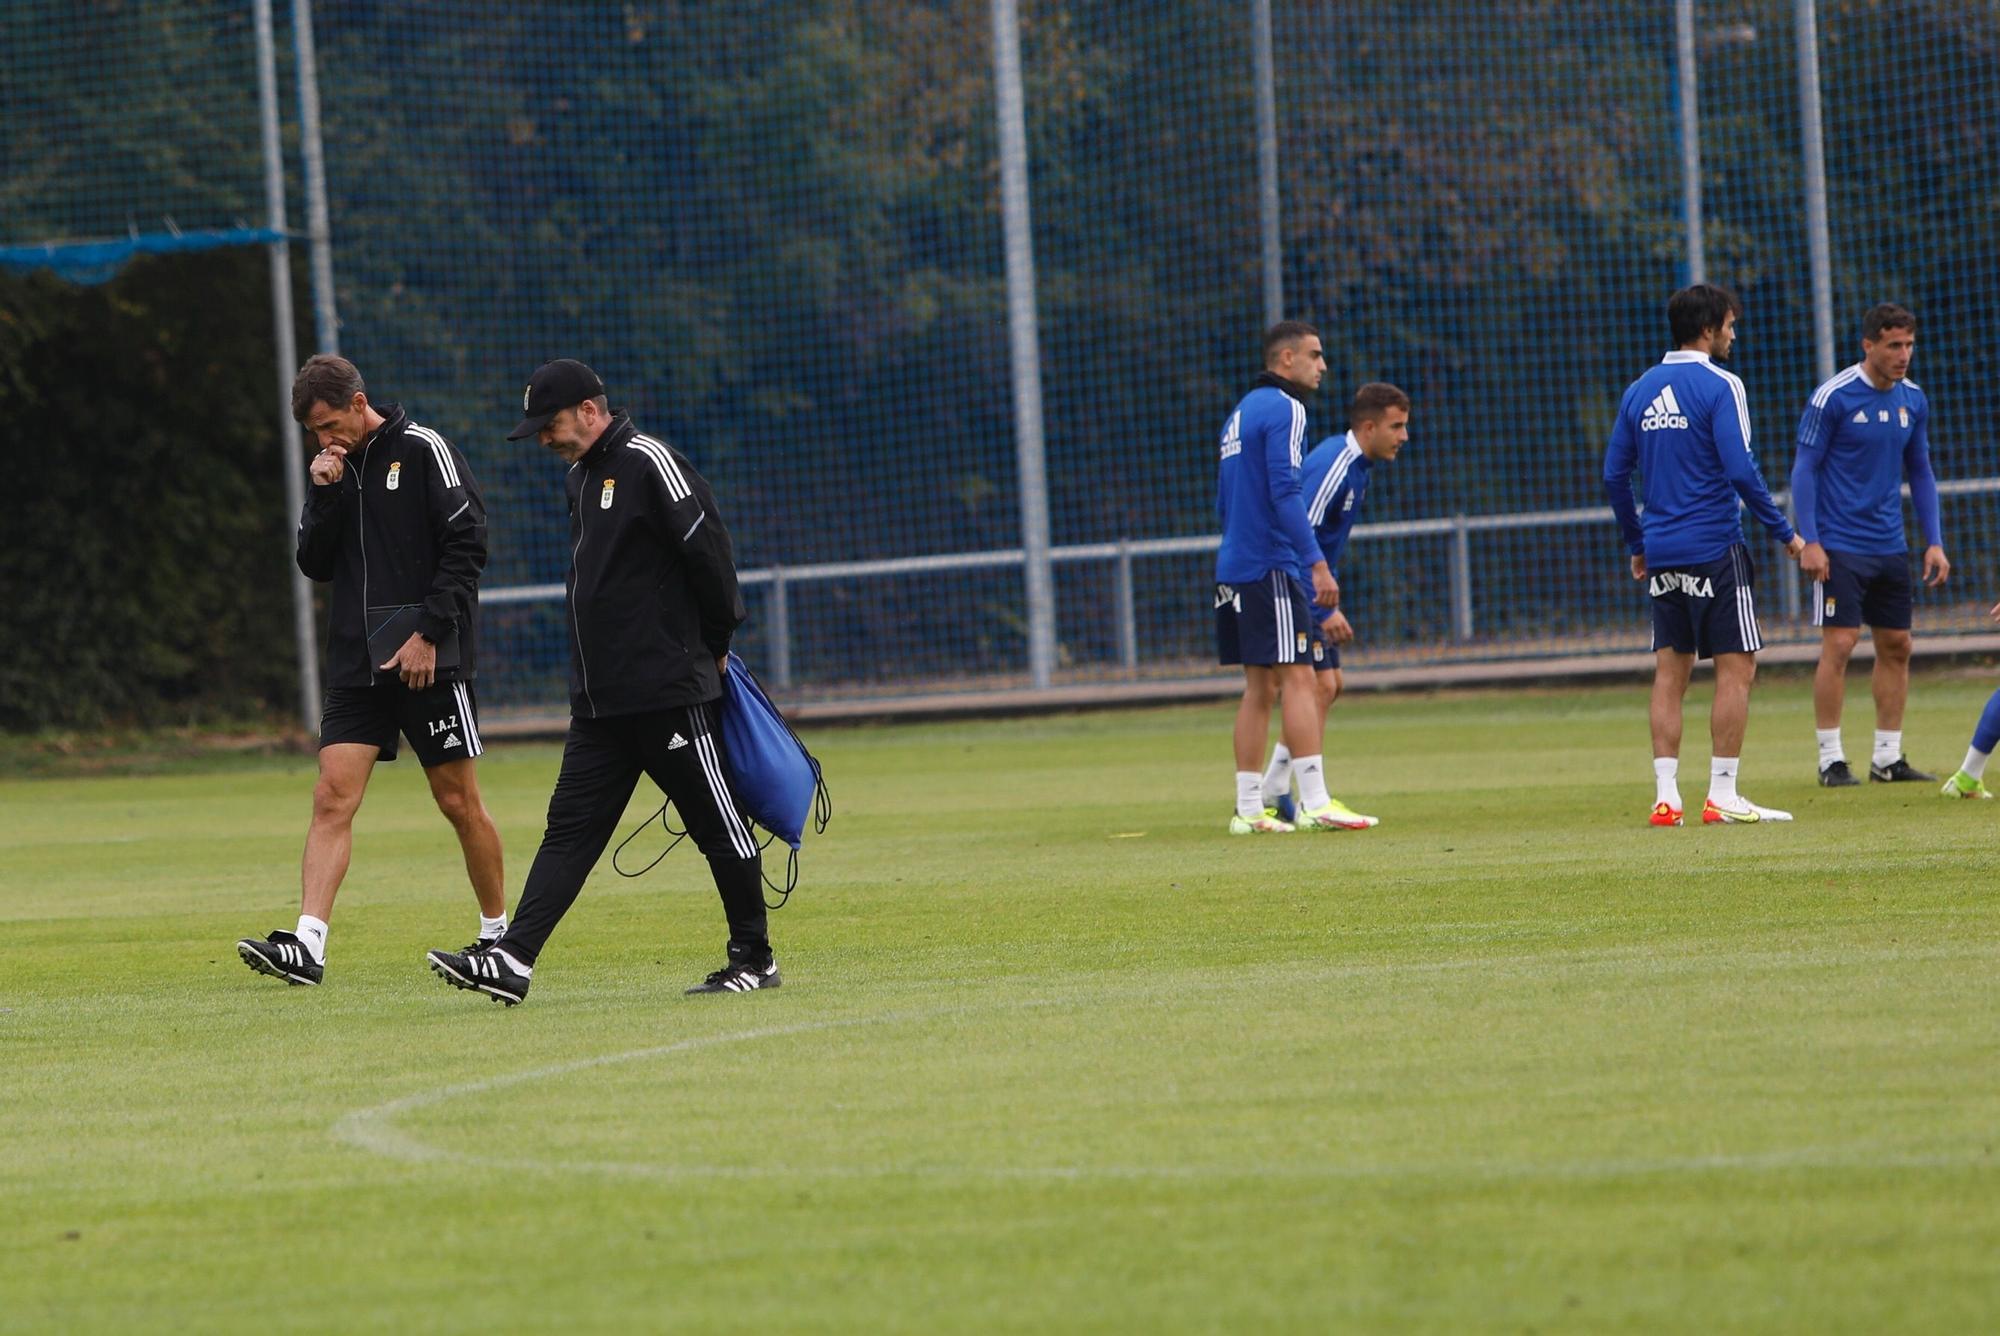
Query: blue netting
0 0 272 276
7 0 1998 709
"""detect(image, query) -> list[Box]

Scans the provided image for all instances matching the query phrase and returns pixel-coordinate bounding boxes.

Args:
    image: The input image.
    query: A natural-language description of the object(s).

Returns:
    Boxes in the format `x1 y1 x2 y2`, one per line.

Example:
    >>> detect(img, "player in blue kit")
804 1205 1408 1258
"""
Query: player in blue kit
1214 321 1343 834
1604 284 1806 826
1789 303 1949 786
1941 623 2000 799
1259 382 1411 829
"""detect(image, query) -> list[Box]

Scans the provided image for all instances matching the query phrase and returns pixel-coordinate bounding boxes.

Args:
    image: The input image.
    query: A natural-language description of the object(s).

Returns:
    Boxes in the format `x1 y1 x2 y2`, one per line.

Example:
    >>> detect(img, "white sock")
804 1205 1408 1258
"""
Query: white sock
1294 754 1332 811
494 947 532 977
1964 746 1990 781
295 914 328 964
1260 744 1293 808
1708 756 1740 805
1816 728 1844 769
479 913 507 942
1236 771 1265 820
1653 757 1681 808
1873 729 1902 768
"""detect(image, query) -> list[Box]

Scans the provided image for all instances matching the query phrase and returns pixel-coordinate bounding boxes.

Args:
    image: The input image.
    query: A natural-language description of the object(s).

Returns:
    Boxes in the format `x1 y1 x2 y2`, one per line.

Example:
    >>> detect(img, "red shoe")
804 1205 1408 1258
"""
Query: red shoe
1649 801 1684 827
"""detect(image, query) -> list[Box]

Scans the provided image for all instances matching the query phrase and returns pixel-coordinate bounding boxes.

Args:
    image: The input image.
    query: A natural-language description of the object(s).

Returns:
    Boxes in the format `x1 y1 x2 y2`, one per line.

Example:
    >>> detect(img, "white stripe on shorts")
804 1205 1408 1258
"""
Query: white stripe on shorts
453 682 483 758
1271 571 1291 663
1733 547 1761 652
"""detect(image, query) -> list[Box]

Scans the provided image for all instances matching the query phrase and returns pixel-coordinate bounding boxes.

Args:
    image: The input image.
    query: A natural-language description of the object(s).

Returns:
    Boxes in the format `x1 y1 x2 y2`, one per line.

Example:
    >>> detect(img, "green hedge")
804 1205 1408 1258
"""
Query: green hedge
0 250 304 730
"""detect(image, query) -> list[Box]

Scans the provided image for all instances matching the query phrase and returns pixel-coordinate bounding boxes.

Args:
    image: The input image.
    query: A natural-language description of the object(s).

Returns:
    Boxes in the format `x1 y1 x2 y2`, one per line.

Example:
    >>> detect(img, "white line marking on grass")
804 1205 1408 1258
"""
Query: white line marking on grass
333 961 1998 1186
332 1009 933 1173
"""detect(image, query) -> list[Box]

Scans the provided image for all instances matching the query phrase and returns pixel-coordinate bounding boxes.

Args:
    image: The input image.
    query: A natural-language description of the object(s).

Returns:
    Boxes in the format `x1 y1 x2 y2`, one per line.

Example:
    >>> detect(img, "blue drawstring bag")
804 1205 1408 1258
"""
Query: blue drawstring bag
720 651 827 849
614 652 829 908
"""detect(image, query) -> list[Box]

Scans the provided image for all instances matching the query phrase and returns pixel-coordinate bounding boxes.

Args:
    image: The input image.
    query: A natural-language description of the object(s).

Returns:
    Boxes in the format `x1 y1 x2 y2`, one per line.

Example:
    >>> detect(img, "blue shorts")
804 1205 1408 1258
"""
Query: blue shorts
1307 612 1341 670
1812 549 1913 630
1216 571 1314 666
1649 544 1761 659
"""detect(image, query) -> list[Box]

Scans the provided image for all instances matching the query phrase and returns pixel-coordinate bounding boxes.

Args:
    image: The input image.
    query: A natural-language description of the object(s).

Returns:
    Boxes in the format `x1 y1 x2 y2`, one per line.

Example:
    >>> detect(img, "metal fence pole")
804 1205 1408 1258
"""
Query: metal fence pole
255 0 321 735
1795 0 1835 384
1674 0 1706 283
1791 0 1834 625
1251 0 1283 327
292 0 340 353
990 0 1056 689
1450 518 1474 641
1114 539 1137 672
770 567 792 690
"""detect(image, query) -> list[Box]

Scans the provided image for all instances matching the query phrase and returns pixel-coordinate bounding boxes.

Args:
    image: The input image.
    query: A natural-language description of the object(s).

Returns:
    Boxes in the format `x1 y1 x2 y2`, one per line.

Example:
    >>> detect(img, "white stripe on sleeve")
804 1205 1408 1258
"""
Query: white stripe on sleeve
405 424 462 488
627 435 691 501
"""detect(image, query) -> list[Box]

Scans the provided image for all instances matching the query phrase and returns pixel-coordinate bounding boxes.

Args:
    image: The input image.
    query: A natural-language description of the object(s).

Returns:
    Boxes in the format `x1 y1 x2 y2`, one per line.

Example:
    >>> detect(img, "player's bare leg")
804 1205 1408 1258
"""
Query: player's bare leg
1813 625 1860 729
1710 651 1754 757
1647 650 1694 825
301 742 380 922
1865 626 1930 781
1313 667 1343 737
1233 666 1278 772
1275 661 1319 760
1812 626 1862 784
1230 666 1289 832
1259 669 1344 818
238 741 377 984
1702 652 1788 822
424 758 506 920
1649 649 1693 759
1870 626 1912 731
1282 662 1373 829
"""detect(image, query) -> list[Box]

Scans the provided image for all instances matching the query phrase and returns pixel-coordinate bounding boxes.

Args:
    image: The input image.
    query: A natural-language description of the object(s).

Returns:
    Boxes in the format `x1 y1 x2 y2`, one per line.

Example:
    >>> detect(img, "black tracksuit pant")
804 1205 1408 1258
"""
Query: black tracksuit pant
498 700 769 967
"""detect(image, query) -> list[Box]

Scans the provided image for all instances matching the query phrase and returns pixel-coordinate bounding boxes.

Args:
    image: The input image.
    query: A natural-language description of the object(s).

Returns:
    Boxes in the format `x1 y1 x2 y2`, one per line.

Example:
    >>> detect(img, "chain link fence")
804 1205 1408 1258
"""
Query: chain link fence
5 1 1996 721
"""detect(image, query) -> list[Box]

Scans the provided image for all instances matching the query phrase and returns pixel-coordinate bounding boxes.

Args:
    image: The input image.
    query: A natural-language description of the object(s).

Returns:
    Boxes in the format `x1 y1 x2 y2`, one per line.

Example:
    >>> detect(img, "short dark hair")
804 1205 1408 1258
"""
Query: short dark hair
1666 283 1742 347
291 354 365 423
1861 302 1916 342
1262 320 1320 365
1349 382 1411 424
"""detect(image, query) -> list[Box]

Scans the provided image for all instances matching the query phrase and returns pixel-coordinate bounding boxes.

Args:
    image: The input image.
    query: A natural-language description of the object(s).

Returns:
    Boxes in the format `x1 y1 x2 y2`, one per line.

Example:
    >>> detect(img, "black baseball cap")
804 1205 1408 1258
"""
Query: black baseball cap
507 359 606 439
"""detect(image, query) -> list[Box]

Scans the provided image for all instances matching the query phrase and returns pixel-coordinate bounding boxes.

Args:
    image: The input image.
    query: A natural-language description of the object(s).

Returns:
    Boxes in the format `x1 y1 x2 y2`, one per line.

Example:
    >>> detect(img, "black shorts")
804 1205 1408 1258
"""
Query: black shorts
1216 571 1314 667
1812 549 1913 631
320 680 485 767
1649 544 1761 659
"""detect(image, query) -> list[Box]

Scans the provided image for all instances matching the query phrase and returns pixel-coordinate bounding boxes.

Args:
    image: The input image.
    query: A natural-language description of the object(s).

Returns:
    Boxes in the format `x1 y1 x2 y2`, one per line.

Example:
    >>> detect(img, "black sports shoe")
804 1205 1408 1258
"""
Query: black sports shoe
426 945 529 1006
1818 760 1861 787
237 930 323 986
685 958 781 995
1871 757 1936 783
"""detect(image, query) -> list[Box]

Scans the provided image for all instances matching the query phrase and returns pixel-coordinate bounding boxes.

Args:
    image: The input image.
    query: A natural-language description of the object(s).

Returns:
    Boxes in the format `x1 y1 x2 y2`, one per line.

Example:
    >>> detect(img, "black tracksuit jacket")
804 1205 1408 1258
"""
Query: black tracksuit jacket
296 405 487 688
563 413 746 718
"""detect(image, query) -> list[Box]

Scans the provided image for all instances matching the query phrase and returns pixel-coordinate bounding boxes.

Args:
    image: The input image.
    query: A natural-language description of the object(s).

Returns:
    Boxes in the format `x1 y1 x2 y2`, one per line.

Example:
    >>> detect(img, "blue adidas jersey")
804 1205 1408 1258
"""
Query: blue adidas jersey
1293 432 1372 590
1214 378 1319 585
1603 350 1795 568
1789 365 1940 556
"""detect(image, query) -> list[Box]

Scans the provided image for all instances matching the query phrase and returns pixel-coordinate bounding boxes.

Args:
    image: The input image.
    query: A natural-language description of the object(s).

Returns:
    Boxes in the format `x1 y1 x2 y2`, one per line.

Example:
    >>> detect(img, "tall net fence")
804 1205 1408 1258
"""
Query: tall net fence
0 1 274 279
4 1 1998 717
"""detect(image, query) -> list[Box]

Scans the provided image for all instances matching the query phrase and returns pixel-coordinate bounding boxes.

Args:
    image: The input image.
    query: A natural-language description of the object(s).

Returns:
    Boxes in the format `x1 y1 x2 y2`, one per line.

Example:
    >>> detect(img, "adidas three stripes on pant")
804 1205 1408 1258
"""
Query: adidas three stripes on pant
498 700 769 967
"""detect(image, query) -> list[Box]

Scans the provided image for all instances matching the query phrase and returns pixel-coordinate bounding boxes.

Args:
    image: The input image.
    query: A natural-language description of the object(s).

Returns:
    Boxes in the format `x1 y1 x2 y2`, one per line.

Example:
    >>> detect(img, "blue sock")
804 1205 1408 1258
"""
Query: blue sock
1974 686 2000 755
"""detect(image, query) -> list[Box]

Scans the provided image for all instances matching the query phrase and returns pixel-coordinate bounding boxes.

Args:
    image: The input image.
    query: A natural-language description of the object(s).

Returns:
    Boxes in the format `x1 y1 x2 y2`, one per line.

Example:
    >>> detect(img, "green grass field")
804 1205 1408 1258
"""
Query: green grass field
5 673 1998 1333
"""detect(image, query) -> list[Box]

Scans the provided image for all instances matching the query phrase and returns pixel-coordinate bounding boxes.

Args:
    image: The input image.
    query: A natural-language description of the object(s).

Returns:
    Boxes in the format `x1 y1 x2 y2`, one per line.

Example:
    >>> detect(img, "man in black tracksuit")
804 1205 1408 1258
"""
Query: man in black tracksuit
426 359 773 1003
237 354 508 988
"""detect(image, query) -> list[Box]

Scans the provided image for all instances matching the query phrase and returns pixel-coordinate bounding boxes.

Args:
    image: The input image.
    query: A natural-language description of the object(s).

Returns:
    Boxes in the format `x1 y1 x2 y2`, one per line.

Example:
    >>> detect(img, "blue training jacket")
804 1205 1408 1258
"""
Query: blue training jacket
1292 431 1372 595
1789 365 1940 556
1603 350 1795 568
1215 374 1319 585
